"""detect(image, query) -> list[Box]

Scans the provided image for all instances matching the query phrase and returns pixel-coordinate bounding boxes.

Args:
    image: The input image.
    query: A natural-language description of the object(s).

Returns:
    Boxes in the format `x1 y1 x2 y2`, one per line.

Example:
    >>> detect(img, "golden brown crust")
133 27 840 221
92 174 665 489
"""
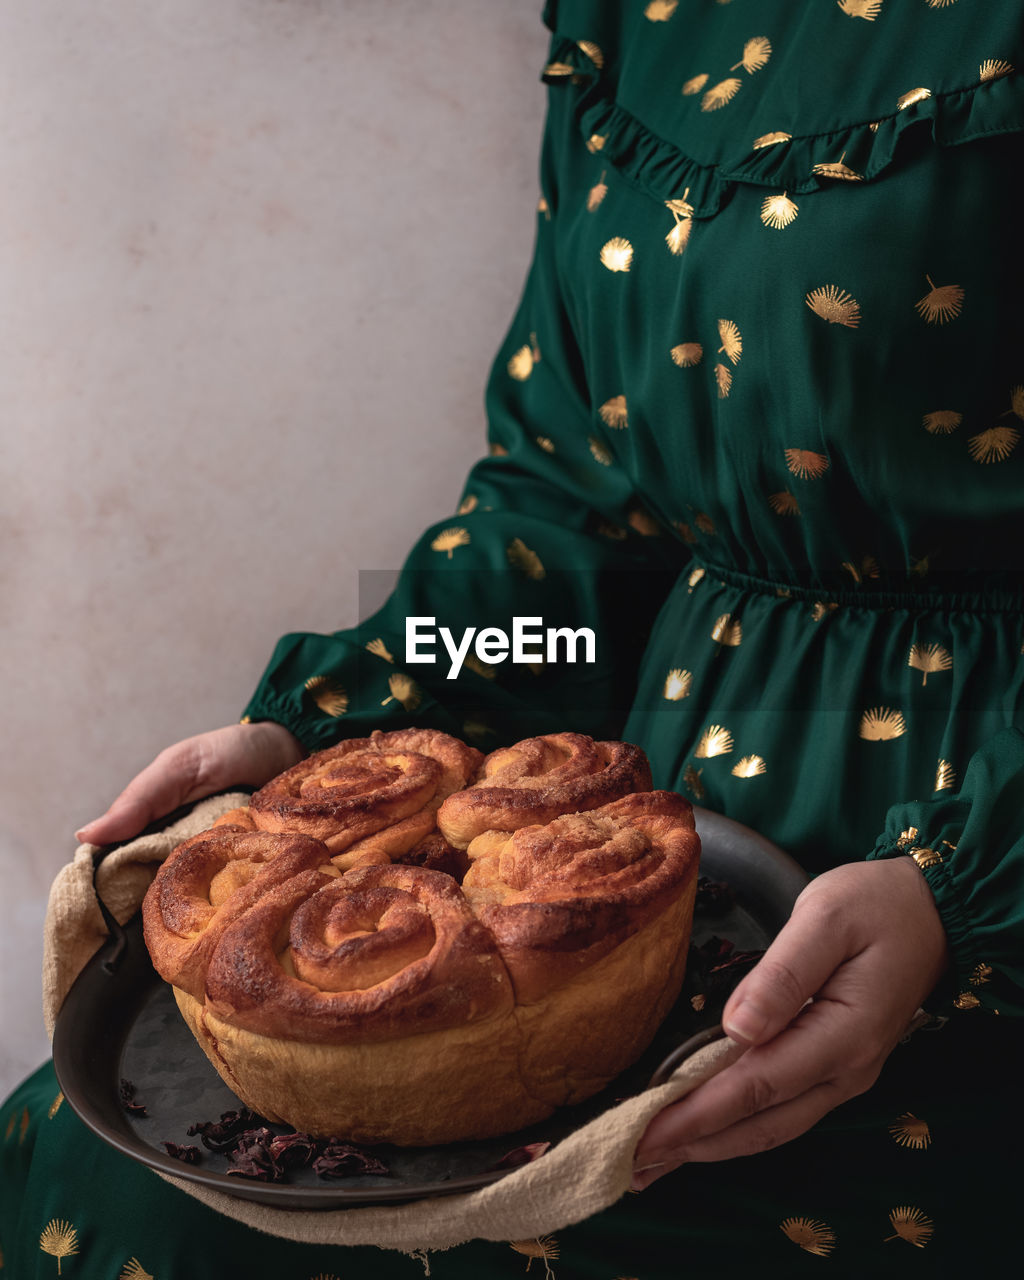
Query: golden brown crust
248 728 482 855
463 791 699 1003
437 732 652 849
203 863 514 1044
141 827 335 1001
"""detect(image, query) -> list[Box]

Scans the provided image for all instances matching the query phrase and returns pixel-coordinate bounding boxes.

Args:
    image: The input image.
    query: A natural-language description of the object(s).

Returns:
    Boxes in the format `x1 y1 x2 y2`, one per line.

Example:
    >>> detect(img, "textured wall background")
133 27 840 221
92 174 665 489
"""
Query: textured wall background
0 0 548 1096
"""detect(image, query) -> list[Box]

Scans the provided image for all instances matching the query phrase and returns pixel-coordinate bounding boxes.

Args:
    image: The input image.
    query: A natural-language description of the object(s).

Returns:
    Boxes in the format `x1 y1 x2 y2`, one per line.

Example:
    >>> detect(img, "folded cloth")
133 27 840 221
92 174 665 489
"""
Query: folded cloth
42 794 743 1253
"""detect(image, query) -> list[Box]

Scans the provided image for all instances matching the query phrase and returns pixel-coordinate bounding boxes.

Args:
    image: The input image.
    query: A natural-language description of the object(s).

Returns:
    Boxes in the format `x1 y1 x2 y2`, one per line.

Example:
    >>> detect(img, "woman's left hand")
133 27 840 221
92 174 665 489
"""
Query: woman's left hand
632 857 950 1189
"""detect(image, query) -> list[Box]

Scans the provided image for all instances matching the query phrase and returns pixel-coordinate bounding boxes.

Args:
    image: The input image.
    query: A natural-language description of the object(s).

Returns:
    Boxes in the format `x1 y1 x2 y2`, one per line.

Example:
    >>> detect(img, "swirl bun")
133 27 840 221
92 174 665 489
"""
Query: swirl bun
437 732 652 849
248 728 482 869
145 731 700 1145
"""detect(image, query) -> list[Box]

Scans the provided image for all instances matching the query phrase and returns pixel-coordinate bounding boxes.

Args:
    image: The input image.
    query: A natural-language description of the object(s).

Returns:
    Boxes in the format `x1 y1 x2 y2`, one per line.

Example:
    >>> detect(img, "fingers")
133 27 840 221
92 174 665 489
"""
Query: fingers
632 1078 847 1189
75 738 206 846
721 886 850 1046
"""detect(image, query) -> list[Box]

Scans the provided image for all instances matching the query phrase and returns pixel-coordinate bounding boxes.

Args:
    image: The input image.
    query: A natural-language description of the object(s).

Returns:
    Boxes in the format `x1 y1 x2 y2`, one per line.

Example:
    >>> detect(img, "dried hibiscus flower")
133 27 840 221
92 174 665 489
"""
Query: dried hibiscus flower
118 1079 148 1117
313 1141 390 1180
186 1107 261 1152
161 1142 200 1163
488 1141 551 1171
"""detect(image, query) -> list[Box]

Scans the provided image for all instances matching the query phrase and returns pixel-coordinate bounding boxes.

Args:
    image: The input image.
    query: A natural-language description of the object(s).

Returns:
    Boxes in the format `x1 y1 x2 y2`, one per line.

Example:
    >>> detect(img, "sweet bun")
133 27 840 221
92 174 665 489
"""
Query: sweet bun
143 731 699 1145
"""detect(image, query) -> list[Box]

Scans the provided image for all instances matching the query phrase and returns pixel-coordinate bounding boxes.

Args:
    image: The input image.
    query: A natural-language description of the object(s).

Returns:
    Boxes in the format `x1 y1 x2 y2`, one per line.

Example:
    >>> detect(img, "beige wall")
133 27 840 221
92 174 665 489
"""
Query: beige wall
0 0 548 1094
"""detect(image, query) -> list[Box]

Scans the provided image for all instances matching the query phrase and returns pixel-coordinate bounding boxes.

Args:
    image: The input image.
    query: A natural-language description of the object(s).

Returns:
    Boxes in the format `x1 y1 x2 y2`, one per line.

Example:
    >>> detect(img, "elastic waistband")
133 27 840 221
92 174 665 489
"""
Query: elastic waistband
692 558 1024 615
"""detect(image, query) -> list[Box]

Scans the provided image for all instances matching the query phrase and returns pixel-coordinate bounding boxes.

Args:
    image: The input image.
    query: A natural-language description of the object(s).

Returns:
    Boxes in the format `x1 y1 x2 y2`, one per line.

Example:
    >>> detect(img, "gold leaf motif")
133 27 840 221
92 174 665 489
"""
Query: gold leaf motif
953 991 981 1011
599 395 629 428
896 826 920 850
305 675 348 718
510 1235 559 1278
768 490 801 515
239 714 251 724
121 1260 155 1280
508 344 536 381
753 133 793 153
587 172 608 211
889 1113 931 1150
812 601 838 621
1008 385 1024 420
40 1220 79 1274
908 642 952 685
588 436 614 465
599 237 633 271
663 668 693 701
924 0 957 6
837 0 884 20
577 40 604 69
536 436 555 453
968 425 1020 463
732 754 766 777
717 319 742 365
688 567 706 591
507 537 546 580
671 342 704 368
645 0 679 19
922 410 961 435
780 1217 836 1257
682 764 706 799
48 1092 65 1120
916 275 964 324
586 133 607 153
859 706 906 741
911 846 942 869
785 448 830 479
811 151 863 181
760 193 799 229
463 717 497 742
682 73 709 96
490 442 508 456
431 527 471 558
537 194 550 220
885 1206 934 1247
666 217 692 255
458 493 478 515
934 758 957 791
690 993 707 1012
695 724 734 758
806 284 861 327
18 1108 29 1144
711 613 742 646
4 1112 16 1141
628 507 661 536
731 37 772 74
541 61 575 83
970 962 994 986
675 520 697 544
365 637 395 663
694 511 716 535
381 672 422 710
842 555 879 584
715 363 733 398
701 78 743 112
980 58 1014 82
463 654 497 681
897 87 932 111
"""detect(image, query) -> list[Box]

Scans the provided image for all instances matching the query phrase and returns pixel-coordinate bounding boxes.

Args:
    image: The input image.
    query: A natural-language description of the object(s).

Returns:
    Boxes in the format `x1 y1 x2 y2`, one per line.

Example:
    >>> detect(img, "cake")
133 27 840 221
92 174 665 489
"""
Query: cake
142 728 701 1145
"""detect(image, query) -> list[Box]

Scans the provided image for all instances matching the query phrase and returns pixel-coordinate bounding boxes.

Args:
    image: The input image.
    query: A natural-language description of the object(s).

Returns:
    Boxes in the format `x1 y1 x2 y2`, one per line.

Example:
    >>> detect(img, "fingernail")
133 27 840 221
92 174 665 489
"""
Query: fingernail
723 1003 767 1044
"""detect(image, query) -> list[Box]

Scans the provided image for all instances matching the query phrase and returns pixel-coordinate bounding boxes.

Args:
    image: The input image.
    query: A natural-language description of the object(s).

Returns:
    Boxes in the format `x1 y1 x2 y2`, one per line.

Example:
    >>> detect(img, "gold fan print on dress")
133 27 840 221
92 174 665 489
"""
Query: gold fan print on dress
780 1217 836 1257
806 285 861 327
915 275 964 324
922 410 961 434
663 668 692 701
682 73 709 96
431 527 471 558
858 707 906 741
760 193 798 229
380 673 422 711
305 676 348 718
701 78 742 112
811 151 863 181
731 37 772 74
507 537 546 580
600 237 633 271
665 191 694 255
838 0 884 20
968 425 1019 463
671 342 703 367
908 642 952 685
785 448 830 479
599 395 629 428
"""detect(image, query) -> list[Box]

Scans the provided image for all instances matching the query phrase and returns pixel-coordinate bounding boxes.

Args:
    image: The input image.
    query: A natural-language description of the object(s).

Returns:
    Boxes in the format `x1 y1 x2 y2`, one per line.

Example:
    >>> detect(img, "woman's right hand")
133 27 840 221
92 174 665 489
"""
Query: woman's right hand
74 721 306 846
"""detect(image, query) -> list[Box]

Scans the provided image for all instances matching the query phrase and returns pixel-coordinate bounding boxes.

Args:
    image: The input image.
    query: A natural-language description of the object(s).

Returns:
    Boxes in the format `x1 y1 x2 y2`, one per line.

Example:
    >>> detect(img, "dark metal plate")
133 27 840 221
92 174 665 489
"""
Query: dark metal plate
52 806 807 1209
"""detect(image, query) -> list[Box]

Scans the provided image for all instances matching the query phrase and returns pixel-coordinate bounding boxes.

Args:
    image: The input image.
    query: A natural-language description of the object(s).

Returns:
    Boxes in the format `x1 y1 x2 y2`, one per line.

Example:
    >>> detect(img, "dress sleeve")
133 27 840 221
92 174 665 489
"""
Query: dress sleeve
241 93 688 755
867 727 1024 1018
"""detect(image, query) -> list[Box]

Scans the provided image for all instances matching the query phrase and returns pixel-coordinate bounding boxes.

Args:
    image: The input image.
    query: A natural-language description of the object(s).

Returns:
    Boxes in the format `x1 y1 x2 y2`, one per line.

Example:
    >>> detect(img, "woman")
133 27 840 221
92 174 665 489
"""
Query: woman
4 1 1022 1274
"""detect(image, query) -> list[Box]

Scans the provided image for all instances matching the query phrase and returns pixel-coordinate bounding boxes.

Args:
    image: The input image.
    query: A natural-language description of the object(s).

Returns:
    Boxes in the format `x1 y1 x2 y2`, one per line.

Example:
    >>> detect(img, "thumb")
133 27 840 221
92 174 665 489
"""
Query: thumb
721 894 848 1046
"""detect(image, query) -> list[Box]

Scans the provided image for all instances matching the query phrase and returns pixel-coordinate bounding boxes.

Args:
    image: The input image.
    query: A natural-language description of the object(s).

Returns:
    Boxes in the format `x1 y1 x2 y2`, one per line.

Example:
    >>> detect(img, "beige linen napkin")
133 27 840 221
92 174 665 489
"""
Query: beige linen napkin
44 798 745 1253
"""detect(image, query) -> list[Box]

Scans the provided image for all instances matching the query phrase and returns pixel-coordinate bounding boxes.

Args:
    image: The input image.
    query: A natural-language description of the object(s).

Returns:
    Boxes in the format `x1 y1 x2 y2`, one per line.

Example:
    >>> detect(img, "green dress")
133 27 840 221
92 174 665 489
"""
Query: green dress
4 2 1023 1274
